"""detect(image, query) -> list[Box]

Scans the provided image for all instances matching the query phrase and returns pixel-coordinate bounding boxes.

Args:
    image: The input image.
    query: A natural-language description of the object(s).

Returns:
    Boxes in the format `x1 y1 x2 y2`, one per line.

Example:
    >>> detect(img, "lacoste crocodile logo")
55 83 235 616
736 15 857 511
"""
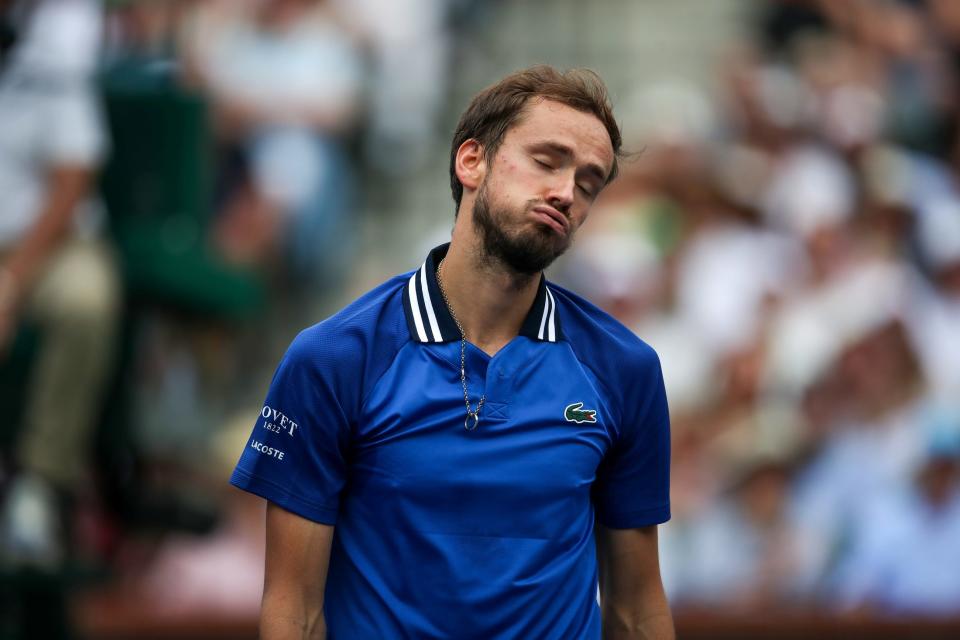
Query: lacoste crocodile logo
564 402 597 424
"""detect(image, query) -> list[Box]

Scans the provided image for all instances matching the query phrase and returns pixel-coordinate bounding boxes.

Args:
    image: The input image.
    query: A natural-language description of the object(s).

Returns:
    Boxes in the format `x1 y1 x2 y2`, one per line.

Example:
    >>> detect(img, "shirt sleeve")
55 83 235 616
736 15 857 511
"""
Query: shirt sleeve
593 346 671 528
39 87 107 168
230 327 357 525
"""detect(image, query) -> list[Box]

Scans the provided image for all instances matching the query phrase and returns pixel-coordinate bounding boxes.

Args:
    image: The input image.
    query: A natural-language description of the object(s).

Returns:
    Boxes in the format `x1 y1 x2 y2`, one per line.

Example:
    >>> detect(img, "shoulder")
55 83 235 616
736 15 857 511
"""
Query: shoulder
549 282 662 377
549 282 666 426
282 272 412 391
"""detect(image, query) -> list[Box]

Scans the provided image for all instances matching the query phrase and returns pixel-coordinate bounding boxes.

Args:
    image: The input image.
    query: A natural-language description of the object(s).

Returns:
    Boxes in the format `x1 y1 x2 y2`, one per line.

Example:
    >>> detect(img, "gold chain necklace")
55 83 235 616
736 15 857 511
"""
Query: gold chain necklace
436 258 486 431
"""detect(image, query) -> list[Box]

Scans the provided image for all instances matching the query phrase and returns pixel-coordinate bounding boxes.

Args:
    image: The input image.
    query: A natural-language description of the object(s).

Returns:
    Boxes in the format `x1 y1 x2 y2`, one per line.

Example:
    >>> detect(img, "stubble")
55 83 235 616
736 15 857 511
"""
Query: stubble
472 180 574 276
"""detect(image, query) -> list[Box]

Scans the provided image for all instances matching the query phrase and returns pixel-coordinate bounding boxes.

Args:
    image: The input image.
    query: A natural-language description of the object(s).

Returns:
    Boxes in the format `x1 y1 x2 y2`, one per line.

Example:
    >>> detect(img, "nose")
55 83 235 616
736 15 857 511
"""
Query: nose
545 170 575 214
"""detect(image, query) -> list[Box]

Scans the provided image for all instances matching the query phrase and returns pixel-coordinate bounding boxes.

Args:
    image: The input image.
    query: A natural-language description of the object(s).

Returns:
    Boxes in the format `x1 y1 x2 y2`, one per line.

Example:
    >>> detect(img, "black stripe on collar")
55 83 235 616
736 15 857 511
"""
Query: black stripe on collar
402 243 564 344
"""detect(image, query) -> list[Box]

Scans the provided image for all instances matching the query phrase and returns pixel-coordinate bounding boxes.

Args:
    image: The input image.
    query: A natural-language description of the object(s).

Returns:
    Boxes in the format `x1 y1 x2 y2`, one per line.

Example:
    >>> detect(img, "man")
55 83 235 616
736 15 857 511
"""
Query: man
0 0 119 568
232 66 674 639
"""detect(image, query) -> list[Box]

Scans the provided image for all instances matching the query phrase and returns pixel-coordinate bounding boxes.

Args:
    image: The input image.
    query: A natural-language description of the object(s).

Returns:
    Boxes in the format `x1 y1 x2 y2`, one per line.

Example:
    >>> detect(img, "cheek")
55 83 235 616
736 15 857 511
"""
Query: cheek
494 165 528 193
570 208 591 231
492 154 537 184
487 164 531 199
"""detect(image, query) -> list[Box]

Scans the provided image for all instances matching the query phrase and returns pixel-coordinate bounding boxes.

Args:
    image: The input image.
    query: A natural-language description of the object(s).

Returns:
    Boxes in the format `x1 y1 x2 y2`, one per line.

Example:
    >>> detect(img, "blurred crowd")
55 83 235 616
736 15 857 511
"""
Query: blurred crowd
1 0 959 636
102 0 453 279
558 0 960 619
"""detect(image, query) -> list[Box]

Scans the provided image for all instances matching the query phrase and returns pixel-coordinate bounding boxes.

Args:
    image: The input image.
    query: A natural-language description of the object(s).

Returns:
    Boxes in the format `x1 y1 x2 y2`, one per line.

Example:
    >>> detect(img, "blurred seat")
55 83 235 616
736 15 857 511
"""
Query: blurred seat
99 68 263 319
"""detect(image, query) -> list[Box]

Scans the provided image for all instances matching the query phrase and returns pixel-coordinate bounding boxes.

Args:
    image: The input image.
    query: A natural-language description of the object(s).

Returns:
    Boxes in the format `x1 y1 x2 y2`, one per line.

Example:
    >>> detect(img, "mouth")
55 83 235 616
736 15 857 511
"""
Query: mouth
530 205 569 236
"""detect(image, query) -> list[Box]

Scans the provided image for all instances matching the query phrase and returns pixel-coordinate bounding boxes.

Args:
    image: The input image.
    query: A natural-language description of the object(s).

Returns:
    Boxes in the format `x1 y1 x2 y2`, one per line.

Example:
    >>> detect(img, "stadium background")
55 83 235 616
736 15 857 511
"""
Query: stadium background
2 0 960 637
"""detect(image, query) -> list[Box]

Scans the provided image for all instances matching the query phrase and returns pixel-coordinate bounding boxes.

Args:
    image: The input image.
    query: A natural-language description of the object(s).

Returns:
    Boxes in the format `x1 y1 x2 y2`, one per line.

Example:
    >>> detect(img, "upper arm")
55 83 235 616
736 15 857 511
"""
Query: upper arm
44 166 95 217
262 502 335 639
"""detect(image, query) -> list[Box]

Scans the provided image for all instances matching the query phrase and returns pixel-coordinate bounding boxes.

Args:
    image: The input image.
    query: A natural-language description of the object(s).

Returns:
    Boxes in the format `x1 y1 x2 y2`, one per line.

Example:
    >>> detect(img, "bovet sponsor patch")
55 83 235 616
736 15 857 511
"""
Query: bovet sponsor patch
260 404 300 437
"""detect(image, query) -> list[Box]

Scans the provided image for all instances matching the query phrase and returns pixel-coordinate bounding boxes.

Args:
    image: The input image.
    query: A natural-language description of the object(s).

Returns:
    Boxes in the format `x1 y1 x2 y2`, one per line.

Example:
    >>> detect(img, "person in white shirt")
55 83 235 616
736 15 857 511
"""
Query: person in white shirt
0 0 119 569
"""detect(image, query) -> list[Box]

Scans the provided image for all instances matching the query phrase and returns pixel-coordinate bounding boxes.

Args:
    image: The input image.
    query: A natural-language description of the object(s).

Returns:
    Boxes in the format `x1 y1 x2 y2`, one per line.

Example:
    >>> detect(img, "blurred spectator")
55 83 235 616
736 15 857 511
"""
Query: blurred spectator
672 450 818 611
790 318 929 590
335 0 451 173
906 198 960 404
675 215 801 362
831 426 960 617
0 0 119 569
181 0 363 283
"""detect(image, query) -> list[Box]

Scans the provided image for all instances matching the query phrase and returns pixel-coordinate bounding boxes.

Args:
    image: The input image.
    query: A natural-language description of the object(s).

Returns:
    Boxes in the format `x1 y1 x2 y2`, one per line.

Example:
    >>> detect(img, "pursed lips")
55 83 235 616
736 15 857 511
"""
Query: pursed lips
530 205 570 235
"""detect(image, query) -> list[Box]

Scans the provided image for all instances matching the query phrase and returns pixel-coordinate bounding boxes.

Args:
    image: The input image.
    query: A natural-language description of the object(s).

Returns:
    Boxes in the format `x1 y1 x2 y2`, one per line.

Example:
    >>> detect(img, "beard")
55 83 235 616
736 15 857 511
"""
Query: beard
472 180 574 275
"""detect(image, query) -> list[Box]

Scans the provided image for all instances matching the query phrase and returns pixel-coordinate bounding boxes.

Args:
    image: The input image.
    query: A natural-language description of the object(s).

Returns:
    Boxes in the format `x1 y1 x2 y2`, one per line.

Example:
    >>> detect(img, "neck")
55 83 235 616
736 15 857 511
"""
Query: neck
440 231 540 356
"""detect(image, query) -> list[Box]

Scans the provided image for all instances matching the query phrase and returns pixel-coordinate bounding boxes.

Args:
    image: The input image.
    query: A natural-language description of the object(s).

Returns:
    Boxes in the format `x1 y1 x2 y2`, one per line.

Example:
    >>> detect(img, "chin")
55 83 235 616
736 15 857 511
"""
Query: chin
497 228 571 274
473 184 574 273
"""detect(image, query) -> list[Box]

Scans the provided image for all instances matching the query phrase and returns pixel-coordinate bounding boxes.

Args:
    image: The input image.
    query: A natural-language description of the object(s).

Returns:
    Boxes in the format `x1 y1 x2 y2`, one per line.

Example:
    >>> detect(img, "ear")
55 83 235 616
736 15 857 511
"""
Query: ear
454 139 486 193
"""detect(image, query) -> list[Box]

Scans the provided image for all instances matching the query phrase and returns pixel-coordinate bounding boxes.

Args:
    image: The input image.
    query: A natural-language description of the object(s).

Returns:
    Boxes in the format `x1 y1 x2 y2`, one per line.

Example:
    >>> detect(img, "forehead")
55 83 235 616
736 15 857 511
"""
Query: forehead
501 98 615 176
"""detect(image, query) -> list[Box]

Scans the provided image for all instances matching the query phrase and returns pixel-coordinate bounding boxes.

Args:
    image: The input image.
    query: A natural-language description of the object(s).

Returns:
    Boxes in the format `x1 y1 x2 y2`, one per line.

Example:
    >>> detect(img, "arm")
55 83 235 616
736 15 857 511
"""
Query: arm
597 524 675 640
261 502 335 640
3 165 94 288
0 165 95 350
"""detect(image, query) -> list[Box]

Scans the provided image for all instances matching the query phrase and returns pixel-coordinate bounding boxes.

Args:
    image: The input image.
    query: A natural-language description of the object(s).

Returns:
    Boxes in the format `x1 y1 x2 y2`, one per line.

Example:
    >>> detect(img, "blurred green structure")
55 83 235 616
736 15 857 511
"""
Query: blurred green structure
99 69 263 318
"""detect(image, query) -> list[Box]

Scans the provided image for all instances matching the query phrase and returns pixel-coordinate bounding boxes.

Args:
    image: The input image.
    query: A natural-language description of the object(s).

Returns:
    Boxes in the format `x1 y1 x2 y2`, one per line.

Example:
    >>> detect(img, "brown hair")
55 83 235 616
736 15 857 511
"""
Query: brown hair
449 65 623 213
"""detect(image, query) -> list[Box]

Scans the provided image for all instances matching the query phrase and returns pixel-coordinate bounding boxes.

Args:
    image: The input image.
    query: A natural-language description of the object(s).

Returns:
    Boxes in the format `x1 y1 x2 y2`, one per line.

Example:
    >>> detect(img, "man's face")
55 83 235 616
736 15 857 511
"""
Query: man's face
471 99 615 274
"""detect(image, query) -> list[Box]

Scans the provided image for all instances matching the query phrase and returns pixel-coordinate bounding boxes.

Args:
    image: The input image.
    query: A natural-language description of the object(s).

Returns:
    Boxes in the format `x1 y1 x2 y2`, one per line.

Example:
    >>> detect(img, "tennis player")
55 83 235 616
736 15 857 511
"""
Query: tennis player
232 65 674 639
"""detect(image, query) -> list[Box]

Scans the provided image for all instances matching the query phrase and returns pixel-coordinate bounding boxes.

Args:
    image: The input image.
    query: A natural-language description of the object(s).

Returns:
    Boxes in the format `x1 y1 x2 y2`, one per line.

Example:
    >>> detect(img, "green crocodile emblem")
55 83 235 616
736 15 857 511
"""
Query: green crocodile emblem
564 402 597 424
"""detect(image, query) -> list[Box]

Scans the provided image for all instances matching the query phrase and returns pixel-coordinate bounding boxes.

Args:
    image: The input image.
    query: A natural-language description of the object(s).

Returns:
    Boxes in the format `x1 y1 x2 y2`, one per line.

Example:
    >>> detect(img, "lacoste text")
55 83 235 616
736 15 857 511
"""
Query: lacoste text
251 440 285 460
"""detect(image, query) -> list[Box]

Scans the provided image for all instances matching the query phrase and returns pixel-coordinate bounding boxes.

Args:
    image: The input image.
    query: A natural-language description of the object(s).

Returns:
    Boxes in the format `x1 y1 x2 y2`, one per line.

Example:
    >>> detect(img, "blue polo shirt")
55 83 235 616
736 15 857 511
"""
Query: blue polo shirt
231 243 671 639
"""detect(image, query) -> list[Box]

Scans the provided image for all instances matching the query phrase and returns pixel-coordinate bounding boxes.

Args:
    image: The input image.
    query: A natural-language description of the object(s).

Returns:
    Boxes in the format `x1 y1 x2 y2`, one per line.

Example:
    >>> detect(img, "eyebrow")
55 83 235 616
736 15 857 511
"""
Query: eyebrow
530 141 609 184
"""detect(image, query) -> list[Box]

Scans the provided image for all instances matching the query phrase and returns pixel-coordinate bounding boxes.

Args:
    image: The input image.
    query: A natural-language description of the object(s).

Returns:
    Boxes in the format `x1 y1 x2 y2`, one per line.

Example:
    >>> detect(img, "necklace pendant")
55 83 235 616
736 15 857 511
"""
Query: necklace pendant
465 412 480 431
